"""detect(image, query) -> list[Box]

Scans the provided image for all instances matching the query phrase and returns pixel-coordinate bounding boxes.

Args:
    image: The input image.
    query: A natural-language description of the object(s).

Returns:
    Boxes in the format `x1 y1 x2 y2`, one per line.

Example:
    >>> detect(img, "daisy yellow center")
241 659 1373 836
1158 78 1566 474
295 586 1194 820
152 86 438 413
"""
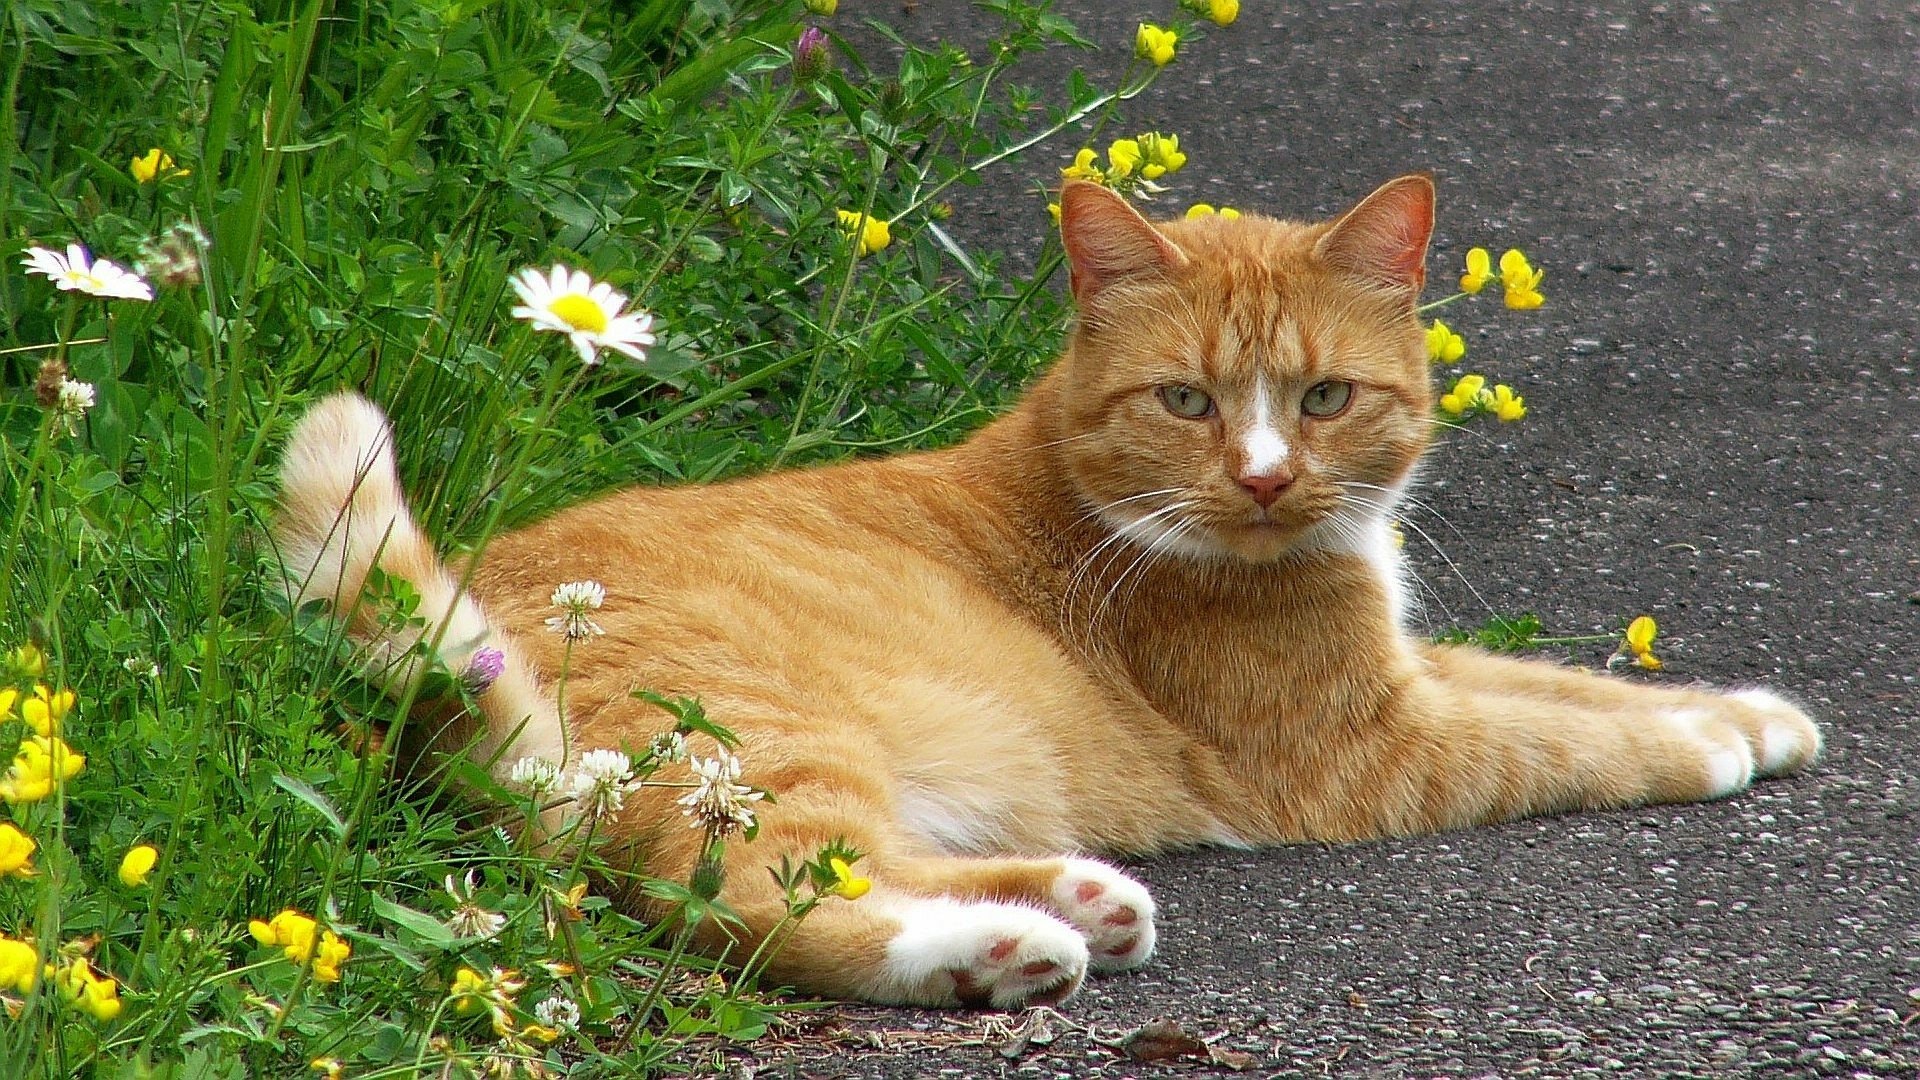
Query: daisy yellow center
63 270 105 290
546 294 608 335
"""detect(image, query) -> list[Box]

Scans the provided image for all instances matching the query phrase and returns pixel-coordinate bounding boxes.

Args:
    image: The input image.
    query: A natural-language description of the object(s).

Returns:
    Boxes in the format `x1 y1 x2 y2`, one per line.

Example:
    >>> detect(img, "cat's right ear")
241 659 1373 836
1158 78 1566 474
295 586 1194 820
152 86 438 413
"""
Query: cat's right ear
1059 180 1188 309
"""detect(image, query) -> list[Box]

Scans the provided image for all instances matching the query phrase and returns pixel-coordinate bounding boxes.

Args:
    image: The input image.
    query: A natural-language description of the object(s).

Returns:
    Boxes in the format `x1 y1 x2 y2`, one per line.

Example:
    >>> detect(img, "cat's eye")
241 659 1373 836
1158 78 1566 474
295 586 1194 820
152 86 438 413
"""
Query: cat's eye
1301 380 1354 418
1157 384 1216 420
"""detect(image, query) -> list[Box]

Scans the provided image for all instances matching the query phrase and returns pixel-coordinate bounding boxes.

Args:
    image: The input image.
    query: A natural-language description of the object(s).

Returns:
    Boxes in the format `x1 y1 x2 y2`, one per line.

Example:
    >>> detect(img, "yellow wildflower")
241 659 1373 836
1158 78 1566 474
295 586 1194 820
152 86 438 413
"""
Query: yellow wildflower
119 844 159 887
1060 147 1105 184
1105 138 1142 179
53 959 122 1021
1459 247 1494 294
835 210 892 257
129 148 188 184
1135 23 1178 66
1207 0 1240 24
1138 132 1186 178
1425 319 1466 364
0 936 37 993
1048 202 1062 225
1499 248 1545 309
0 818 33 880
1185 204 1241 220
1489 384 1527 422
7 644 46 677
311 1059 345 1080
0 689 13 721
0 734 85 803
1437 374 1487 417
20 684 74 736
250 909 351 982
827 856 871 900
522 1022 563 1044
1624 616 1662 670
803 0 837 13
450 966 525 1035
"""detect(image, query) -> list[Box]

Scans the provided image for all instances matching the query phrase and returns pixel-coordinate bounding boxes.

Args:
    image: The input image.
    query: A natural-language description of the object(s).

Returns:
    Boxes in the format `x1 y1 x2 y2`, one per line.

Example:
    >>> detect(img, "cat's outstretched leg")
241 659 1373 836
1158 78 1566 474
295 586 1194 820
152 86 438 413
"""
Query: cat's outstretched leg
1266 643 1823 841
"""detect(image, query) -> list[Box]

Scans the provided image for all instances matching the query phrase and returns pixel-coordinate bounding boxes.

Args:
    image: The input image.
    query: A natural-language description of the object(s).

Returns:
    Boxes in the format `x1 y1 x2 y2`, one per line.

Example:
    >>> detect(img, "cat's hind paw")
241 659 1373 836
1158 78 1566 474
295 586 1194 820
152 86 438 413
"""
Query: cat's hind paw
1050 858 1157 972
879 898 1088 1009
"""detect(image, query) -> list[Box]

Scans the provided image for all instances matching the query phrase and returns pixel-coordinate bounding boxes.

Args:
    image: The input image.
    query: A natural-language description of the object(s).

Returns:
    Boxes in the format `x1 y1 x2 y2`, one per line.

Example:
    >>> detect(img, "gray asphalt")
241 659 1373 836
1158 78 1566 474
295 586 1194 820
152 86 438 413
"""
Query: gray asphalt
743 2 1920 1076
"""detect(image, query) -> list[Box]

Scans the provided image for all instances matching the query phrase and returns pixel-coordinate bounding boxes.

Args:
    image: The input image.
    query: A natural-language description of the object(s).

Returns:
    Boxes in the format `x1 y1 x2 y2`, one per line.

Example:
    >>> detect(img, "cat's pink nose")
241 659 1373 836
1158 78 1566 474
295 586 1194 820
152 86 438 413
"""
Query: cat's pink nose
1237 469 1293 508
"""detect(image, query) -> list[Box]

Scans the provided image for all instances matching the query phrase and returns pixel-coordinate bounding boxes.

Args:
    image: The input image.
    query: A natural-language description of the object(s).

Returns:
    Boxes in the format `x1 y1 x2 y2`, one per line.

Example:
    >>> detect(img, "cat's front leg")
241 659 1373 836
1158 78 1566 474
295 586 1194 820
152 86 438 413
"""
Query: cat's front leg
1290 644 1825 839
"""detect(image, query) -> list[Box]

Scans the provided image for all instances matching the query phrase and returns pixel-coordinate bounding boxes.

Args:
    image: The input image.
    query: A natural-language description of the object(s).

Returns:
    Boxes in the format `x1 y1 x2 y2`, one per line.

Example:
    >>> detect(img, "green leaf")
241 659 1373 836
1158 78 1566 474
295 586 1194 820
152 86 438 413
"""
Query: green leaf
370 894 457 948
272 774 347 837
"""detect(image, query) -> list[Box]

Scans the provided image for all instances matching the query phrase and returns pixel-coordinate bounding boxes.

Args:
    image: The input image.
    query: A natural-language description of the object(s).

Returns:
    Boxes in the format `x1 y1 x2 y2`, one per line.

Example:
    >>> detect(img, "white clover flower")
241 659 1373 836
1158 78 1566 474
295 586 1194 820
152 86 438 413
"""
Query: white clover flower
544 580 606 641
677 750 764 836
565 748 634 817
51 378 96 436
534 994 580 1030
443 870 507 939
508 756 561 797
648 730 687 764
509 264 656 366
21 243 154 301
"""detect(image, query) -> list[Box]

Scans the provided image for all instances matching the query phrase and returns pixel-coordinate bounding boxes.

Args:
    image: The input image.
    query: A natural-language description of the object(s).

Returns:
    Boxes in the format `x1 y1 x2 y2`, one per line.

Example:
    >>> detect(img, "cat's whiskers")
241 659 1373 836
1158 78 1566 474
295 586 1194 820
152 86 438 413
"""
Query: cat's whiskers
1333 480 1464 541
1062 499 1196 636
1332 492 1499 625
1089 509 1204 645
1069 487 1189 530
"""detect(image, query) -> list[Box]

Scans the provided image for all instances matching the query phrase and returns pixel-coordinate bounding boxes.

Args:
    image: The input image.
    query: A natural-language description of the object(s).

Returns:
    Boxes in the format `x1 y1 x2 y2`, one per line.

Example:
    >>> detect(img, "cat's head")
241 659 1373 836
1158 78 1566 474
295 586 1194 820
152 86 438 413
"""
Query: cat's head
1050 175 1436 564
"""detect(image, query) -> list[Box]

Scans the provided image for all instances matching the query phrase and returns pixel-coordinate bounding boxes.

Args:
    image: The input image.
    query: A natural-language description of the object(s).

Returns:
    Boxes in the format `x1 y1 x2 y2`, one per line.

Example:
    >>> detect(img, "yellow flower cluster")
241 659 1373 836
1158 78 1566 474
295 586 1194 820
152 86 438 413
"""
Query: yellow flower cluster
0 682 84 803
1180 0 1240 25
1438 374 1526 422
0 936 123 1021
1185 204 1241 220
52 957 122 1021
835 210 892 257
1459 247 1545 309
249 909 352 983
1425 319 1465 363
449 965 559 1041
0 823 35 878
1135 23 1179 66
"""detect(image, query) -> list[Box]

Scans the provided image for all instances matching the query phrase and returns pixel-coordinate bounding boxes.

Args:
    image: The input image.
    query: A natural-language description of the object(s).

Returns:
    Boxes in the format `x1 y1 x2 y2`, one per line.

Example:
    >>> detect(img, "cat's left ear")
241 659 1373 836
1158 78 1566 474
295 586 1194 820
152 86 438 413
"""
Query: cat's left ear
1313 174 1435 297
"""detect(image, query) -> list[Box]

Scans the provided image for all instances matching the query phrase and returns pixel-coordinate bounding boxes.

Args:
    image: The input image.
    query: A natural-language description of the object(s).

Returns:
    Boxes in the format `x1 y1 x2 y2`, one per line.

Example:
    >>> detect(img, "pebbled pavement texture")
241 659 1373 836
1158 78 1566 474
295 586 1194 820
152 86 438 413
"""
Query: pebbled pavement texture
750 2 1920 1076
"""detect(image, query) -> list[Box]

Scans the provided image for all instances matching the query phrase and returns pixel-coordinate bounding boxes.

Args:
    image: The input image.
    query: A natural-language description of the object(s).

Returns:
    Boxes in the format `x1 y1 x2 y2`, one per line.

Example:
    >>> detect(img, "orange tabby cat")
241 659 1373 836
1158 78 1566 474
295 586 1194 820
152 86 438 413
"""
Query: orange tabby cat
275 176 1822 1008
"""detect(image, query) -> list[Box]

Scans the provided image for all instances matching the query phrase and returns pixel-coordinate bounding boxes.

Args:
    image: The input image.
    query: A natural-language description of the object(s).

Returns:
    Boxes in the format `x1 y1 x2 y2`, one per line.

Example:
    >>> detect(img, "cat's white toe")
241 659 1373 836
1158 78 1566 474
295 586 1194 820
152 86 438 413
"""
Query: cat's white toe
1661 707 1755 798
1050 857 1157 972
879 898 1088 1008
1726 687 1823 774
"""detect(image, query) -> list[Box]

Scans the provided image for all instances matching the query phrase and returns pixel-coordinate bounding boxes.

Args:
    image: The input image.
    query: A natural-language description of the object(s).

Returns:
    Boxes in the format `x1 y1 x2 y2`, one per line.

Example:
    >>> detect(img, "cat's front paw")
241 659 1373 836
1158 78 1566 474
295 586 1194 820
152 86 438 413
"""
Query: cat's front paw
1660 688 1822 799
1049 858 1157 972
1724 687 1823 776
880 898 1088 1009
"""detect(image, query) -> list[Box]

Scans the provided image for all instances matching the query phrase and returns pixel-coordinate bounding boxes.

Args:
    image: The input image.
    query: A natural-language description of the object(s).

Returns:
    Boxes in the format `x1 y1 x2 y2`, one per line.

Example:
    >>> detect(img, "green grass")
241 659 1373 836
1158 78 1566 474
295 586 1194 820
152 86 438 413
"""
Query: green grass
0 0 1230 1073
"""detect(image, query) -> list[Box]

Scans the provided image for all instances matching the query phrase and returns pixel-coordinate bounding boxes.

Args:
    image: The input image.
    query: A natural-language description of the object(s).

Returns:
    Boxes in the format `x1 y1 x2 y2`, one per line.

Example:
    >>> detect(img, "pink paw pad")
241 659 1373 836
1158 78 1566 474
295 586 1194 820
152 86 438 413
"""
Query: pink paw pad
1050 859 1158 973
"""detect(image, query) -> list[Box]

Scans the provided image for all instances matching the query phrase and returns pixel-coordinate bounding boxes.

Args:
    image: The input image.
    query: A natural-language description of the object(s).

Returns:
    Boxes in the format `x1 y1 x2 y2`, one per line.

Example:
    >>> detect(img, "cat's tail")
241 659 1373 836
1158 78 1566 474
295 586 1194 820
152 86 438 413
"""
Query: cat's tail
274 391 568 775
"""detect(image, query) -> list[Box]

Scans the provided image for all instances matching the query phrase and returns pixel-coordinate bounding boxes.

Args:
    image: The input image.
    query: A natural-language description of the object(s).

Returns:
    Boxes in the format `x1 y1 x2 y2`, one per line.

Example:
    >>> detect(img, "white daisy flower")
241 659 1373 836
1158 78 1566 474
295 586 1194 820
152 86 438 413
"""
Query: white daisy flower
21 243 154 301
565 748 635 817
534 994 580 1031
544 580 606 641
676 750 764 836
51 378 96 436
508 264 656 366
508 756 561 797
